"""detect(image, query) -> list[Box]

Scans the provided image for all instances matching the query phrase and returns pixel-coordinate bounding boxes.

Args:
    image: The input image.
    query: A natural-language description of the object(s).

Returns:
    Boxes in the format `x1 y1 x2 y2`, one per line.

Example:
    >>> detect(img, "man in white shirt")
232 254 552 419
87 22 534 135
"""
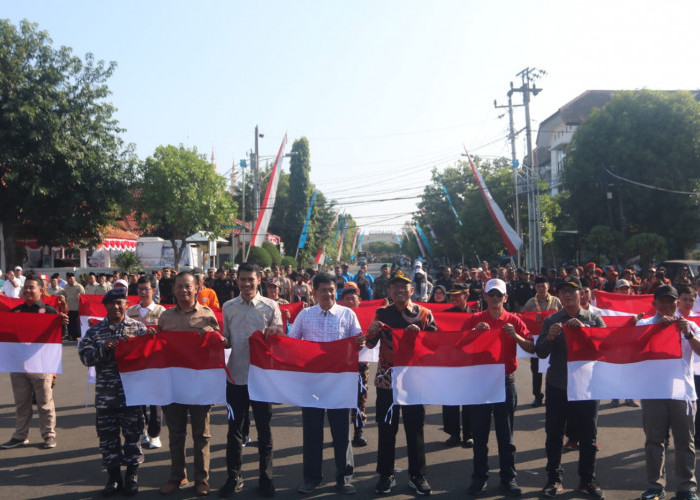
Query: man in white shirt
218 263 283 498
3 269 21 298
288 272 363 495
14 266 26 287
125 276 166 451
636 285 700 500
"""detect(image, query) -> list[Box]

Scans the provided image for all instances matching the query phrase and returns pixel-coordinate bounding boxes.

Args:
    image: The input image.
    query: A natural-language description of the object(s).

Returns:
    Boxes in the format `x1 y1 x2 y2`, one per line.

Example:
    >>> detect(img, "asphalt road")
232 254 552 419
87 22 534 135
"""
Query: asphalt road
0 341 687 500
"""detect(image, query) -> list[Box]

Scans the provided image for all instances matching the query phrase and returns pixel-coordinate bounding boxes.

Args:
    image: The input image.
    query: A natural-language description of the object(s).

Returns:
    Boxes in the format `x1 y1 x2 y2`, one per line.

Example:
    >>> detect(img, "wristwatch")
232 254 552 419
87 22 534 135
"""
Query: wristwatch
685 332 694 340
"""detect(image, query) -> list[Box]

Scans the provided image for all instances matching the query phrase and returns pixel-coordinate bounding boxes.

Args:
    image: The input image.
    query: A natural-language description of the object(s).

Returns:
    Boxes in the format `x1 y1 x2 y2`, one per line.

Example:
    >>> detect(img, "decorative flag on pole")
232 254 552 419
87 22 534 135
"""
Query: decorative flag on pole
415 225 432 257
0 312 63 374
420 208 439 242
314 244 326 265
392 328 506 405
297 190 317 250
332 214 344 245
349 230 360 262
356 232 365 252
336 219 348 261
566 324 691 401
251 134 288 247
396 233 403 248
248 331 358 409
115 331 227 406
411 226 427 258
441 182 463 226
464 149 522 256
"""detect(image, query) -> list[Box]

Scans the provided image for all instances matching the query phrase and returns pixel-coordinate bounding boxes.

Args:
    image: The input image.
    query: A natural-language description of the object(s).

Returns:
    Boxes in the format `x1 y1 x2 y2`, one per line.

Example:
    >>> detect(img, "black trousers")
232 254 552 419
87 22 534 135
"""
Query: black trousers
301 407 353 485
68 310 81 340
141 405 162 438
225 383 273 480
530 358 543 399
471 379 517 484
544 384 598 482
375 387 426 478
442 405 472 439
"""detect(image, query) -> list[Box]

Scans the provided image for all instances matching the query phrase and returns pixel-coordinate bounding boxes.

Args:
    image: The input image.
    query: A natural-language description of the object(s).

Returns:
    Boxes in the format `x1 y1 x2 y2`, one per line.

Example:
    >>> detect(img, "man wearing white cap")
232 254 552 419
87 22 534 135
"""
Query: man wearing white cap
462 279 534 496
14 266 26 287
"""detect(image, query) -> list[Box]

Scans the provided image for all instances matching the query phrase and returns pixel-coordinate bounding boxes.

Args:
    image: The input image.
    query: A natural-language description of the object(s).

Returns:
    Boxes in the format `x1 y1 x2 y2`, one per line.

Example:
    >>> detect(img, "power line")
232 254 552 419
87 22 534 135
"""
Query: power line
605 168 699 195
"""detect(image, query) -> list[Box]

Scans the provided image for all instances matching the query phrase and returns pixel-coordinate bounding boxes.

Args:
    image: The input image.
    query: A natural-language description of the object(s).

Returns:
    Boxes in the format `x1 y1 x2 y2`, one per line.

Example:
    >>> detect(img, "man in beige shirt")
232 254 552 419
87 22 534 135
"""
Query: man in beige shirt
218 263 282 498
62 272 85 340
157 272 220 497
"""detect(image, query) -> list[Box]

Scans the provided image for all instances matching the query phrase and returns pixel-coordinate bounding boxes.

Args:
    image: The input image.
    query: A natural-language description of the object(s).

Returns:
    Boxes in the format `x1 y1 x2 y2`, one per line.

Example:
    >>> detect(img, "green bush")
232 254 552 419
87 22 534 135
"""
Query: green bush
235 246 272 268
281 256 297 269
262 241 282 266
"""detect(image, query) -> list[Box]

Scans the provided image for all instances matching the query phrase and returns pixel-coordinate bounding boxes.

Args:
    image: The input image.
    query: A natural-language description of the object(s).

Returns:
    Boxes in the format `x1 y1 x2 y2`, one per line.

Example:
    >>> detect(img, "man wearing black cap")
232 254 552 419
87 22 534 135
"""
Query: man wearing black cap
78 288 148 496
636 285 700 500
366 270 437 496
535 276 606 499
511 269 535 312
373 264 392 301
441 284 475 448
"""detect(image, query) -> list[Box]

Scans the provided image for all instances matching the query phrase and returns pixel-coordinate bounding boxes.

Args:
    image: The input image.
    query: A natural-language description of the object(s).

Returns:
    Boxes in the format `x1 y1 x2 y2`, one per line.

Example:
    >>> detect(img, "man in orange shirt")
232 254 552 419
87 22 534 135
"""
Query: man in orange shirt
194 273 220 309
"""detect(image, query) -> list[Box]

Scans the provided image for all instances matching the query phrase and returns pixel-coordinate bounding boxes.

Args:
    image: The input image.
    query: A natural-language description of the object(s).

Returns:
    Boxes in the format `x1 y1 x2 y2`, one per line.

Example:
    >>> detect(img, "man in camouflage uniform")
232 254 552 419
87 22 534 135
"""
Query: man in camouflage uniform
78 288 147 497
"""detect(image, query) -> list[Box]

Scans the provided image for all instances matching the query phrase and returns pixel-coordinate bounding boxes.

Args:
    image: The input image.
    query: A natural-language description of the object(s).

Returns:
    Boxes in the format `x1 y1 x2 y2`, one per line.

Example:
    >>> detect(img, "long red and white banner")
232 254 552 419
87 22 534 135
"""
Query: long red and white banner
392 328 506 405
566 324 691 401
0 295 60 311
592 290 655 317
114 331 226 406
0 312 63 374
248 331 358 409
465 150 522 256
251 134 288 247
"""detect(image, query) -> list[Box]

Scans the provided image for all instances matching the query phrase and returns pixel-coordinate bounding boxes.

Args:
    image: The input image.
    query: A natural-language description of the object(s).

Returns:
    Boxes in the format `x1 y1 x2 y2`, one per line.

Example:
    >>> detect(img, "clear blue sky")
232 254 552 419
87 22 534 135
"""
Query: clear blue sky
3 1 700 235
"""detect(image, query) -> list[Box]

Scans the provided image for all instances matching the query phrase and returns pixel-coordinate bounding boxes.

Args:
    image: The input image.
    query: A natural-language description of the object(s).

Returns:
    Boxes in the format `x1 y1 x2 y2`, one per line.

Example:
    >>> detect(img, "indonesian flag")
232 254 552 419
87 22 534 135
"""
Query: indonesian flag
248 331 358 409
314 244 325 265
279 302 304 324
465 150 522 256
592 290 655 317
0 312 63 373
80 295 139 338
566 324 692 401
392 328 506 405
114 331 227 406
251 134 288 247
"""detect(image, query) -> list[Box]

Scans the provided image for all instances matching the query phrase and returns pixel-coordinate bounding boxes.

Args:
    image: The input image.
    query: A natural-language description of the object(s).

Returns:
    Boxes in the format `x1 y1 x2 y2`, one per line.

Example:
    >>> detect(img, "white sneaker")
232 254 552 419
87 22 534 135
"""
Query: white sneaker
140 434 150 447
148 436 162 449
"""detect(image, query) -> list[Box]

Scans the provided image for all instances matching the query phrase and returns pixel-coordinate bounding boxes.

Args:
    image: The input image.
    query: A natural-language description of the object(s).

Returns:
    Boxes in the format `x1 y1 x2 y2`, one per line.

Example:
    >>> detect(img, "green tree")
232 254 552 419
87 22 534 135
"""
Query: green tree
114 250 142 274
235 246 272 268
280 137 311 249
563 90 700 257
584 225 623 265
136 145 235 269
0 20 136 266
367 241 399 255
625 233 667 270
262 240 282 266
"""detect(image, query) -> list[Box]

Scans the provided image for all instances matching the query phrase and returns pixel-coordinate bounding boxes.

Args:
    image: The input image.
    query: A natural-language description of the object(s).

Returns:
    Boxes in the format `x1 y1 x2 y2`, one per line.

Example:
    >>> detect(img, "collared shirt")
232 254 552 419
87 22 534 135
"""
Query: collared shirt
157 301 219 332
62 283 85 310
288 302 362 343
47 285 64 296
85 283 109 295
461 310 532 375
126 301 166 326
222 293 282 385
11 300 58 314
535 307 605 390
196 287 220 309
365 302 438 389
522 293 562 312
637 312 700 401
78 316 147 409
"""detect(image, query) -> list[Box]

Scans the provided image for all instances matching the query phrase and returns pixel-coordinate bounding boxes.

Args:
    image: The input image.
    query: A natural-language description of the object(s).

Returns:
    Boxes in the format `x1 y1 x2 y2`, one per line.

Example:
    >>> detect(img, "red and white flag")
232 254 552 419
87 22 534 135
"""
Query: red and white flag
592 290 655 317
114 331 226 406
0 312 63 373
566 324 691 401
248 331 358 409
0 295 60 312
251 134 288 247
465 150 522 256
80 295 139 338
392 329 506 405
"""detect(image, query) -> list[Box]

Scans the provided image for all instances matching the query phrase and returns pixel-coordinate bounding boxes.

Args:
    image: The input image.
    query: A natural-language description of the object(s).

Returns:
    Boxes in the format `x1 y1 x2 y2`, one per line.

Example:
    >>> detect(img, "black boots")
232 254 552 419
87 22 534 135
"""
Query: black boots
352 426 367 447
124 465 139 496
102 467 122 497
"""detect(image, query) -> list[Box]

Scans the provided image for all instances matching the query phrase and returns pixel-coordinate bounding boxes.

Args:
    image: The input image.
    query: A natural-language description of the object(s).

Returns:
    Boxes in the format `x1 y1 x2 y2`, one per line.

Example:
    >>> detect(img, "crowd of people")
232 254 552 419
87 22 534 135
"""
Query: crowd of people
3 258 700 500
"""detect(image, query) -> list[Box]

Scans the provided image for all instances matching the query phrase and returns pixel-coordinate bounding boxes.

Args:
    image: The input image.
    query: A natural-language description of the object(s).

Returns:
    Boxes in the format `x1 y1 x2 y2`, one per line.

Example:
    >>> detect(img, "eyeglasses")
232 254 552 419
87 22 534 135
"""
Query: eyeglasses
486 291 503 298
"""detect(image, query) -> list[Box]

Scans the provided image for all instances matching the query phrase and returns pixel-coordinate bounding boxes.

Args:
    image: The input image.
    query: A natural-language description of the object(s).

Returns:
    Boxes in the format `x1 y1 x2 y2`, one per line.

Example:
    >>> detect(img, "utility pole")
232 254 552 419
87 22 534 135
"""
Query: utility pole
511 67 545 272
253 125 261 223
494 83 524 267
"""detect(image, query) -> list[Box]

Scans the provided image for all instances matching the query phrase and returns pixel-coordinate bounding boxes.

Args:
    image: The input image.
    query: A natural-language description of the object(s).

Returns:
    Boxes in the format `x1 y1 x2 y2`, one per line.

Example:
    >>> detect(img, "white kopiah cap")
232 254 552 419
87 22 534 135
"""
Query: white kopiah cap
485 279 507 295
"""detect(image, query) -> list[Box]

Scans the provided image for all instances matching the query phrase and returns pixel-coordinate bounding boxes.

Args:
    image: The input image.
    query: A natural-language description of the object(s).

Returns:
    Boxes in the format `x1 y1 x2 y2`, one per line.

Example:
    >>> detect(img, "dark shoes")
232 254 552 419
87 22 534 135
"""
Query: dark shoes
258 476 275 497
102 468 123 497
375 475 396 495
532 396 544 407
297 481 320 494
641 488 666 500
578 479 605 499
541 481 564 497
218 474 244 497
1 437 29 449
462 438 475 448
352 428 367 447
160 477 189 495
444 434 462 447
467 480 486 495
500 479 522 497
409 475 431 496
675 492 698 500
335 482 357 495
123 468 138 497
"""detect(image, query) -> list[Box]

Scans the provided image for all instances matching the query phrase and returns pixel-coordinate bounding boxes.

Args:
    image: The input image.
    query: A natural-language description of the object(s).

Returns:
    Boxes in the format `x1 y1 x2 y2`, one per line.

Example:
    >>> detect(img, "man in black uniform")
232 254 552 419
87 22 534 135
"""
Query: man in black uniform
535 276 605 499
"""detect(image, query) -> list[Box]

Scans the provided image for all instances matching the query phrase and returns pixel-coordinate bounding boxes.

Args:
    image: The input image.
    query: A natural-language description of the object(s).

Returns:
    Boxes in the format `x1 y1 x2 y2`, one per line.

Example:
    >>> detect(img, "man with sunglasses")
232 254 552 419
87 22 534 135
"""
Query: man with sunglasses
462 279 534 497
535 276 605 499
